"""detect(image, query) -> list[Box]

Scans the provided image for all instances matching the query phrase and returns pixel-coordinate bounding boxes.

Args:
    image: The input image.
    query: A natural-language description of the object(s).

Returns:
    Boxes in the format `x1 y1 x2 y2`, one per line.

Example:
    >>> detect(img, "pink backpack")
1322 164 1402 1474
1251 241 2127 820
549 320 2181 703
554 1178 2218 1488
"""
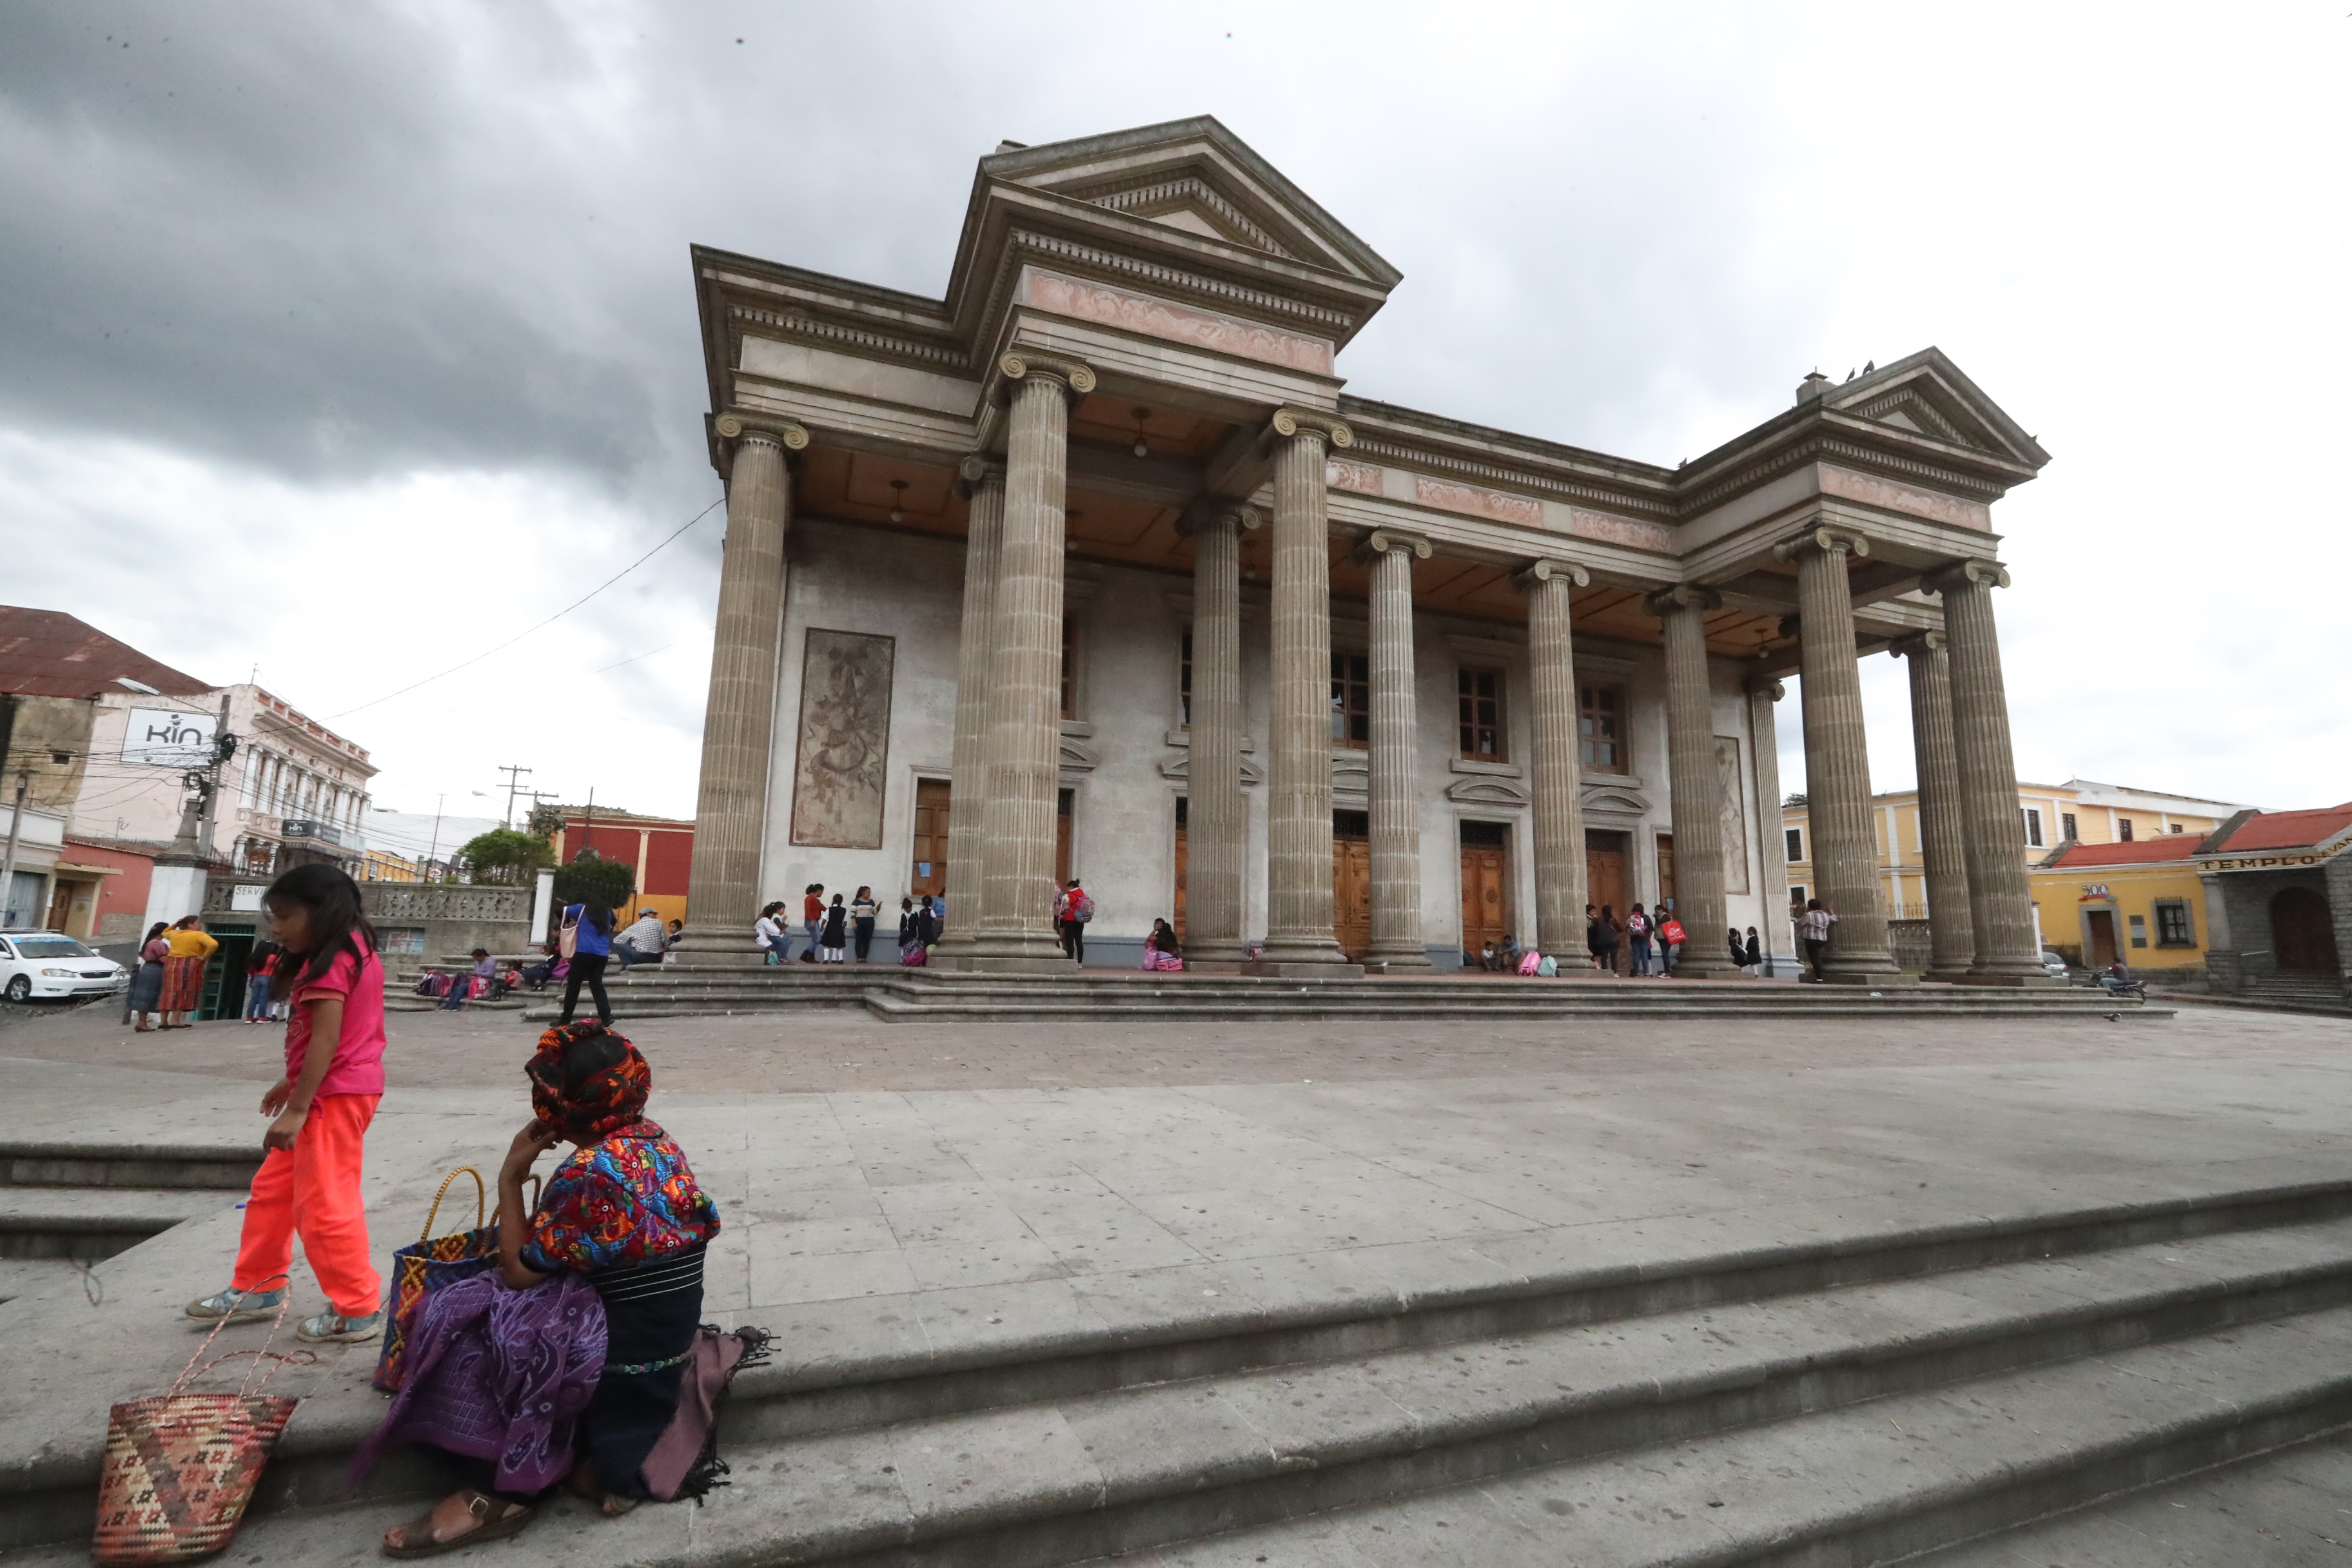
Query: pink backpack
1516 951 1543 977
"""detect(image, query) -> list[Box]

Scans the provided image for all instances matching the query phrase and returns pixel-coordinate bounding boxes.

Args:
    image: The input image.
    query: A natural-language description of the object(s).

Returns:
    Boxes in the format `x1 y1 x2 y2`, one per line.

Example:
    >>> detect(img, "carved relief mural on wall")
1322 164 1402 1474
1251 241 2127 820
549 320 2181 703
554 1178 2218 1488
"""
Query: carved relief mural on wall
790 629 896 849
1716 736 1750 895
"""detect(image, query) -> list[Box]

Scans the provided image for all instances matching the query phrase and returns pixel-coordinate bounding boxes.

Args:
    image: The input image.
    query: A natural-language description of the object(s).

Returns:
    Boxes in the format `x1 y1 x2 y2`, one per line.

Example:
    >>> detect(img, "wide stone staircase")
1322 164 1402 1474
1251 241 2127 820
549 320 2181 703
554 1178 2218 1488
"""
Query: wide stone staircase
518 962 2166 1025
0 1140 259 1306
10 1173 2351 1565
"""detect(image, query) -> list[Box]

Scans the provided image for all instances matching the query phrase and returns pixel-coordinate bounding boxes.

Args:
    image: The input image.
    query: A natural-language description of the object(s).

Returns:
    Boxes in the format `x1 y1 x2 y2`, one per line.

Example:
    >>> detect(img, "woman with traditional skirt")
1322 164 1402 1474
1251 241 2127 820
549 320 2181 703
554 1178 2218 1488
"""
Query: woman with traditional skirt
357 1022 765 1557
157 914 217 1028
124 922 169 1031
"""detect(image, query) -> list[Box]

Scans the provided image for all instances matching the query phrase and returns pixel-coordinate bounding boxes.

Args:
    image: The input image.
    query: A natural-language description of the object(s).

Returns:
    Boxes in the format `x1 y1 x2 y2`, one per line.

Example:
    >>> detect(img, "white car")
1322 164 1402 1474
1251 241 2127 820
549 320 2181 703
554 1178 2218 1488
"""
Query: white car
0 929 128 1002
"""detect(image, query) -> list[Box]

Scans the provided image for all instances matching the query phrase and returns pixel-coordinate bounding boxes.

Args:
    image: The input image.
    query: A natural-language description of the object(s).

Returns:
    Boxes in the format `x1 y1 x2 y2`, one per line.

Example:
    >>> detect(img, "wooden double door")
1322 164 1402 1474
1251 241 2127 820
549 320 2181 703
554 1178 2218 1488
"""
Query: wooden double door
1334 810 1371 959
2273 887 2340 972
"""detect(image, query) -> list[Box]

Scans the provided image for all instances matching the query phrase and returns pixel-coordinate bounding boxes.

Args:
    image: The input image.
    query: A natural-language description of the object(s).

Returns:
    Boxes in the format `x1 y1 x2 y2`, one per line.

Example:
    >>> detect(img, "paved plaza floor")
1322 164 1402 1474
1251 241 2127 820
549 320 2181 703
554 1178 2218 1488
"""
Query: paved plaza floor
2 998 2348 1561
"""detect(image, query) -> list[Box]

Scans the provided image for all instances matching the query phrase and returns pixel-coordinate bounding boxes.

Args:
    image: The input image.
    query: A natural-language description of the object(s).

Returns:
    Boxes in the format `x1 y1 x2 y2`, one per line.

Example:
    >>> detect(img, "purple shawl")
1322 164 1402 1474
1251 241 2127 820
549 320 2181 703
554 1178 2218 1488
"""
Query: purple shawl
352 1271 607 1495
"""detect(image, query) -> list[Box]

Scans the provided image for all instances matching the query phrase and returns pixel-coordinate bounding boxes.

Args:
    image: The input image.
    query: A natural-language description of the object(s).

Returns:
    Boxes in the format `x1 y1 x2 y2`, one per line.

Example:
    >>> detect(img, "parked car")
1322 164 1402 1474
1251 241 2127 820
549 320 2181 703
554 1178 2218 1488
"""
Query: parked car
0 929 128 1002
2040 950 2070 981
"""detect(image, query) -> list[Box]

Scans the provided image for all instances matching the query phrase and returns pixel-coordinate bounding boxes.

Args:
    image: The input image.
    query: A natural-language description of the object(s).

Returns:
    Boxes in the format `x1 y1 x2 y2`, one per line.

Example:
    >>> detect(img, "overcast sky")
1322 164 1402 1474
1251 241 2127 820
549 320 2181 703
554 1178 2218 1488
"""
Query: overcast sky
4 2 2345 830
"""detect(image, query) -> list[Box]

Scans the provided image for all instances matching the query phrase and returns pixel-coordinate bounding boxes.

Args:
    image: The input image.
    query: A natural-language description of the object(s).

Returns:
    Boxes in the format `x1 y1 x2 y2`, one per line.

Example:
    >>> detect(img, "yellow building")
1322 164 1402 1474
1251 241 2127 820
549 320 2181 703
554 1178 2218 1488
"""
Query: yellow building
1783 778 2244 945
2025 837 2212 970
357 848 418 883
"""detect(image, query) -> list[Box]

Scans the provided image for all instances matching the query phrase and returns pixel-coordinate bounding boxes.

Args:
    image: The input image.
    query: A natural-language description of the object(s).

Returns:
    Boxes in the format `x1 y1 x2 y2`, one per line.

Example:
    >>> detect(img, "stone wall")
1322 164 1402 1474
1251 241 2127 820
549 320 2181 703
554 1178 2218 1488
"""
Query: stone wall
362 883 534 959
1887 919 1933 974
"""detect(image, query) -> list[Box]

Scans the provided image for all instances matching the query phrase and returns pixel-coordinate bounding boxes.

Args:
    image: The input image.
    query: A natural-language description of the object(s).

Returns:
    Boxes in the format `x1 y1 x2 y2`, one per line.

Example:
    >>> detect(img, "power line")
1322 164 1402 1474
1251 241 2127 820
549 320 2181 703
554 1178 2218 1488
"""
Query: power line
324 495 723 721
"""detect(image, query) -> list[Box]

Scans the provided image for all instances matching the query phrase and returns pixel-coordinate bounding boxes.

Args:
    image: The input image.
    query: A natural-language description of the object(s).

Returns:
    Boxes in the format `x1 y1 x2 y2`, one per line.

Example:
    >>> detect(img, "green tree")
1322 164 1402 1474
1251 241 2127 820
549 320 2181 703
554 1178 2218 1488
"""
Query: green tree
525 802 565 839
553 855 635 917
457 828 554 886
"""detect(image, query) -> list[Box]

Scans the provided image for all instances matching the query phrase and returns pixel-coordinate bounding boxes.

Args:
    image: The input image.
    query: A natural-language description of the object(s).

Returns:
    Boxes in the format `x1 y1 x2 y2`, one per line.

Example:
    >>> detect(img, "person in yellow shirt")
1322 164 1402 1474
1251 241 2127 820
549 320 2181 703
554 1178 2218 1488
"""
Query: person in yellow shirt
160 915 219 1029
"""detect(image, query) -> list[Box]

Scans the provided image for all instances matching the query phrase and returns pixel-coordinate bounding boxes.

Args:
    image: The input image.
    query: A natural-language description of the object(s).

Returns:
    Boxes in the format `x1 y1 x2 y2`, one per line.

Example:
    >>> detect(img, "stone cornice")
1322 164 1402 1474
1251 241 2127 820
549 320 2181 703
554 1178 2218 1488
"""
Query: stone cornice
1075 174 1295 259
1007 228 1358 333
727 302 971 375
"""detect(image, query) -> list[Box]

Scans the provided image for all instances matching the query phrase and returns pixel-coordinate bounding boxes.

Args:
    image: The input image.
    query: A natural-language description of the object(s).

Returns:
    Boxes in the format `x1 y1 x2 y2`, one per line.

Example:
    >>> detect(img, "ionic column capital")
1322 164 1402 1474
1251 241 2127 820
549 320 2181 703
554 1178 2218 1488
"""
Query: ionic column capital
713 411 810 451
1265 407 1353 449
1177 500 1263 538
1642 582 1723 617
1924 557 2013 594
1772 524 1871 564
995 351 1097 401
955 453 1007 498
1349 526 1432 565
1745 675 1787 701
1511 556 1590 593
1889 630 1948 659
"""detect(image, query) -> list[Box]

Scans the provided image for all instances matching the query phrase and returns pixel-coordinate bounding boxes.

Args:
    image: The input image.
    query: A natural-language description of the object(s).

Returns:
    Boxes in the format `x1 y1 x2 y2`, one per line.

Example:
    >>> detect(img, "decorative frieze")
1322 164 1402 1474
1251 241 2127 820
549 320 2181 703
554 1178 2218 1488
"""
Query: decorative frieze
1023 270 1334 375
1007 230 1357 332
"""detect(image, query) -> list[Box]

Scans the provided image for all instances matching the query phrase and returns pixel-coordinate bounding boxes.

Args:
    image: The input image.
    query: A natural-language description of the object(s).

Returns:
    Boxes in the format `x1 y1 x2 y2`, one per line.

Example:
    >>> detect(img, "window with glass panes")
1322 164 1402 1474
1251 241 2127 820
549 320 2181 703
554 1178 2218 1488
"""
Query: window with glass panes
1578 684 1625 772
1458 669 1504 760
1331 652 1370 747
2155 899 2195 946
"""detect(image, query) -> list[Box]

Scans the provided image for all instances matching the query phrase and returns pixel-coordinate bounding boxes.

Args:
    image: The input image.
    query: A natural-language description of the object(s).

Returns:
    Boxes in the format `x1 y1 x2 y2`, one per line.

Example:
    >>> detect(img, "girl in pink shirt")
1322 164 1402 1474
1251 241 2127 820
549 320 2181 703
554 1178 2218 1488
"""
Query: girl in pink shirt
185 863 387 1343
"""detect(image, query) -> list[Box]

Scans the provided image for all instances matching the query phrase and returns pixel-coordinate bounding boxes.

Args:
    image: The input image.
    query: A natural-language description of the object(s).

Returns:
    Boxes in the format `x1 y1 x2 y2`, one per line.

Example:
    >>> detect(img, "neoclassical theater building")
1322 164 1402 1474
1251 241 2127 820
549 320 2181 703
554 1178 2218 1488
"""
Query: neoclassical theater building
680 117 2055 983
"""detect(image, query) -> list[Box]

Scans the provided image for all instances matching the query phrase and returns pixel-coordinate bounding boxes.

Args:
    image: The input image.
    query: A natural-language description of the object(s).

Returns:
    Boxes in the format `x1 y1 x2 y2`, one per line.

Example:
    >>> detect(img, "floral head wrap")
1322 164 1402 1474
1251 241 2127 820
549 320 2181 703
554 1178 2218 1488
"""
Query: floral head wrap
526 1020 651 1140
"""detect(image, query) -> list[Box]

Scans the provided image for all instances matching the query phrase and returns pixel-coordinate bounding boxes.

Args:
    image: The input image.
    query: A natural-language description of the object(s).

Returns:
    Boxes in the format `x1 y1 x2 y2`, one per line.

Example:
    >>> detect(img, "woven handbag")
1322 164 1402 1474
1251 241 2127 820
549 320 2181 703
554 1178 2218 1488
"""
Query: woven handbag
93 1279 307 1565
371 1165 538 1393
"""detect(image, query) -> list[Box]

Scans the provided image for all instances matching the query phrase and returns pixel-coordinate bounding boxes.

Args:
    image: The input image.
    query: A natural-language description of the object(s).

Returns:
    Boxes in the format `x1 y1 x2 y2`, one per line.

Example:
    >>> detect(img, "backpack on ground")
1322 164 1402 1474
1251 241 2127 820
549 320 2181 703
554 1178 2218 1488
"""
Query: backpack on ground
1516 951 1542 977
1536 954 1558 977
901 944 928 967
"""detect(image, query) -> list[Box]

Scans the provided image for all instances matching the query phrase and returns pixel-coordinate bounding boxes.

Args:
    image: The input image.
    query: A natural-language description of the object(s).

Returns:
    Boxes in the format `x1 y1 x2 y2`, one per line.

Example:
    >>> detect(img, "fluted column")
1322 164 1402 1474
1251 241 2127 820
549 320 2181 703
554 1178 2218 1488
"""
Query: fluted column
1255 408 1357 972
972 353 1092 968
1515 556 1590 956
1928 558 2052 984
1894 632 1974 982
937 456 1004 957
1746 677 1792 972
1647 583 1740 978
1178 503 1258 970
684 415 805 946
1357 527 1433 969
1773 525 1906 981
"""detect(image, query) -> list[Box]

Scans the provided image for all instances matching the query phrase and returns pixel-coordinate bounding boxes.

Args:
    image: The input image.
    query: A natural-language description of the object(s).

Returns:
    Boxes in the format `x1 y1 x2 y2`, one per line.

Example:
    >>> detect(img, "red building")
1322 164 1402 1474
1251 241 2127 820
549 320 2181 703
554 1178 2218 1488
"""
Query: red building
548 806 694 931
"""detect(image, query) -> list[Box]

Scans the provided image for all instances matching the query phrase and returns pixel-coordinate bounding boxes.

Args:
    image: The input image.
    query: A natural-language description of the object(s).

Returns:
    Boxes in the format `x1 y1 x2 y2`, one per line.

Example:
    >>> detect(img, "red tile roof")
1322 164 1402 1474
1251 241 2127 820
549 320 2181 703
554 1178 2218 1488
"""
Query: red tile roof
2208 804 2352 854
2044 837 2201 868
0 607 213 699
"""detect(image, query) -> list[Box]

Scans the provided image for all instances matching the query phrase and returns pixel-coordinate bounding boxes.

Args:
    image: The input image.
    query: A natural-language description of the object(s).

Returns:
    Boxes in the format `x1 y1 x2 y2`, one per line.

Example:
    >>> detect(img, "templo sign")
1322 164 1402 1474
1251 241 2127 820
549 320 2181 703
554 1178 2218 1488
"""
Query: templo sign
119 707 217 767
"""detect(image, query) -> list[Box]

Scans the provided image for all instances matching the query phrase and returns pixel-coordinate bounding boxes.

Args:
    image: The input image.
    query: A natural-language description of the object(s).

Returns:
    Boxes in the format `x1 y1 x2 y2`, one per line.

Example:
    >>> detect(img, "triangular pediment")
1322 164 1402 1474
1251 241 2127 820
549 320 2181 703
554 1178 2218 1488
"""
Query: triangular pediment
981 118 1402 289
1825 349 2050 469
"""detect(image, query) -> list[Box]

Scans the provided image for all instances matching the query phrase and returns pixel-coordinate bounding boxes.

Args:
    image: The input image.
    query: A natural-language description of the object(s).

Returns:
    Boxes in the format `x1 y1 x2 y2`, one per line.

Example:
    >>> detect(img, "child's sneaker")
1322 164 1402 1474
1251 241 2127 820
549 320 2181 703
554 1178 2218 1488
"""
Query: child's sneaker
296 1309 383 1344
184 1285 286 1324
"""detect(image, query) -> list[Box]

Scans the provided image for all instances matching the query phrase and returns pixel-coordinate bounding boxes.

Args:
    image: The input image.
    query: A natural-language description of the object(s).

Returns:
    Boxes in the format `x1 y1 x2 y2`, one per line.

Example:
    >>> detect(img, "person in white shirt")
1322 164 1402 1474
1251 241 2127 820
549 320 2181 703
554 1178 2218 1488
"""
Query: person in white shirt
1795 899 1838 981
752 902 787 966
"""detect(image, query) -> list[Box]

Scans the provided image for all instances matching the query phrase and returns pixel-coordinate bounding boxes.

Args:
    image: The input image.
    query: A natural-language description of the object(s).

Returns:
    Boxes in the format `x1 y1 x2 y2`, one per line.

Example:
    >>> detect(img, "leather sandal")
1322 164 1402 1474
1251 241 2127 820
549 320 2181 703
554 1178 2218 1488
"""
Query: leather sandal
381 1491 536 1558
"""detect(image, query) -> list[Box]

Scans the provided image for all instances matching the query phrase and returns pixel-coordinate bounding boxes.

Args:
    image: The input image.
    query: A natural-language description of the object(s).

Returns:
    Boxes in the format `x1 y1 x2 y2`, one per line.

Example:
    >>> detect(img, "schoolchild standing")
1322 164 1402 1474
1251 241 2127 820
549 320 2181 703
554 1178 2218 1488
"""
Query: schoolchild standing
821 893 849 963
186 863 386 1342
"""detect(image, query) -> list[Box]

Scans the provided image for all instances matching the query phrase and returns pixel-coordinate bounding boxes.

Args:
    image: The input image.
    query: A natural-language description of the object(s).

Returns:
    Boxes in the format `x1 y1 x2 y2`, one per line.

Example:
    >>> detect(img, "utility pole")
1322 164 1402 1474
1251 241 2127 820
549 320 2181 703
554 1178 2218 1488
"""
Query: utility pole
496 764 533 830
424 793 446 883
0 771 27 926
195 691 235 864
578 787 595 860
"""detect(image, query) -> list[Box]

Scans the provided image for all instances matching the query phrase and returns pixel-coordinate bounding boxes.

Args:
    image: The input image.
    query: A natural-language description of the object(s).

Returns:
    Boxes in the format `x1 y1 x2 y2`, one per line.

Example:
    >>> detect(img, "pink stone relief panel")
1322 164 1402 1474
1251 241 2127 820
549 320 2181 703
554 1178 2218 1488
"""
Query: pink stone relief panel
1326 458 1383 494
1024 271 1334 375
1570 508 1676 553
1818 466 1991 529
1412 475 1544 527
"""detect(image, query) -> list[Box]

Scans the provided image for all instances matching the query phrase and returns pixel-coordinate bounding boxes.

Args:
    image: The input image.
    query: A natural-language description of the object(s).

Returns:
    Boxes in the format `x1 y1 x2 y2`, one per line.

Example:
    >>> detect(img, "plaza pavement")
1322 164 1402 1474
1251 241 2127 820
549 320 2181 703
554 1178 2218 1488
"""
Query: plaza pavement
1 997 2348 1561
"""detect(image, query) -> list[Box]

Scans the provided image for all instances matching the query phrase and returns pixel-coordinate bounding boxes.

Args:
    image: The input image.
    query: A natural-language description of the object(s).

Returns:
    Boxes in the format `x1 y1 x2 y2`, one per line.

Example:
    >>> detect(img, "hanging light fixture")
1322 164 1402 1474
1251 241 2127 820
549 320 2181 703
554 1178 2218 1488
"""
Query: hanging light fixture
1131 406 1152 458
888 478 908 524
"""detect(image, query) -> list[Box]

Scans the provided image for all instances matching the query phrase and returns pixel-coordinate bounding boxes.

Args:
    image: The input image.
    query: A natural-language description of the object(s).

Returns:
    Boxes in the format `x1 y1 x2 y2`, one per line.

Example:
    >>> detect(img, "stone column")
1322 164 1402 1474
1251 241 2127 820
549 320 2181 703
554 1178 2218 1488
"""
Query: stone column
972 353 1092 969
936 455 1004 958
1892 632 1974 982
1356 527 1434 970
1745 677 1792 973
1772 525 1906 981
1177 503 1259 970
1254 408 1358 974
683 415 805 947
1647 583 1741 978
1514 556 1590 957
1927 558 2052 985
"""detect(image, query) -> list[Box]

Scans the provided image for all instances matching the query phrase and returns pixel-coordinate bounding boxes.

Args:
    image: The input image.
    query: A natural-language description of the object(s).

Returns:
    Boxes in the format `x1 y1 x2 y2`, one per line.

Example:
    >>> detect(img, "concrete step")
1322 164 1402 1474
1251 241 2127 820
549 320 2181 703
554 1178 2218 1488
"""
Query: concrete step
0 1258 85 1306
42 1206 2352 1567
0 1186 231 1260
2 1173 2342 1558
1108 1309 2352 1568
0 1140 262 1191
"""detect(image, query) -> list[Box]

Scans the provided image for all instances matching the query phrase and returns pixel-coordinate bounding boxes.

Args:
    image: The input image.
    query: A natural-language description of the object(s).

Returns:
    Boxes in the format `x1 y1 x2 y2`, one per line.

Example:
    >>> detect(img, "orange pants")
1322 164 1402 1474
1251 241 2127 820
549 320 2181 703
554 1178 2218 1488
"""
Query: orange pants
232 1093 381 1318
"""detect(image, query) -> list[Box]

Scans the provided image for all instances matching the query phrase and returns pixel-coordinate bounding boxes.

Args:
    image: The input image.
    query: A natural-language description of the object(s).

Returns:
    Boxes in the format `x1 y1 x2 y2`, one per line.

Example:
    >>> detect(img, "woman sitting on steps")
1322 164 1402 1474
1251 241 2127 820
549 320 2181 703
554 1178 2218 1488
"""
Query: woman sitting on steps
357 1021 765 1557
